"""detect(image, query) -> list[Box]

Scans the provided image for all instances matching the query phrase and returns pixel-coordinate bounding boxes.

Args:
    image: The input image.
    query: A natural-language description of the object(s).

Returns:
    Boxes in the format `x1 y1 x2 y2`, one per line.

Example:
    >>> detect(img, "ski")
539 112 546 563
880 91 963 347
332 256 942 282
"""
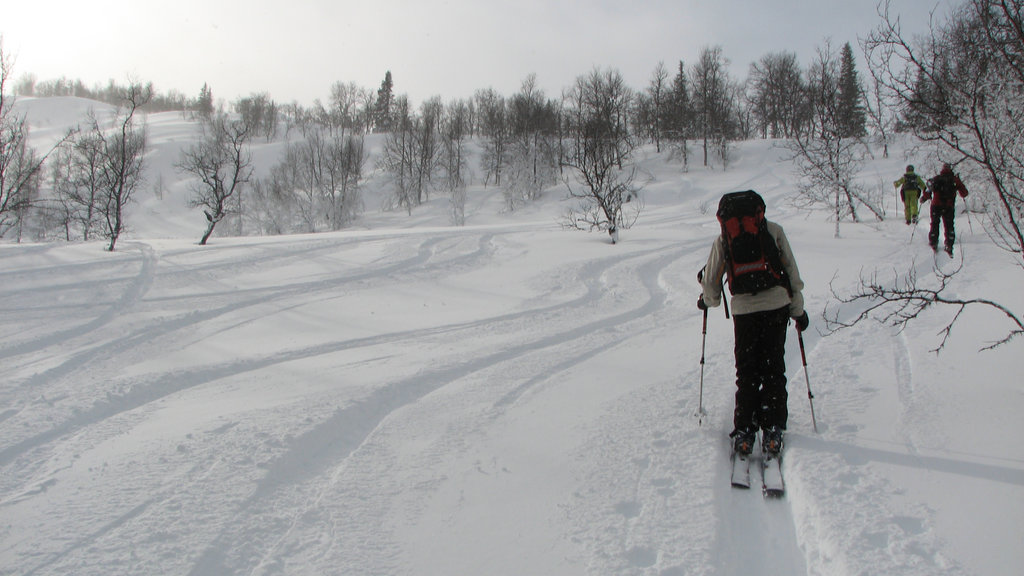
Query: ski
761 453 785 498
730 451 751 489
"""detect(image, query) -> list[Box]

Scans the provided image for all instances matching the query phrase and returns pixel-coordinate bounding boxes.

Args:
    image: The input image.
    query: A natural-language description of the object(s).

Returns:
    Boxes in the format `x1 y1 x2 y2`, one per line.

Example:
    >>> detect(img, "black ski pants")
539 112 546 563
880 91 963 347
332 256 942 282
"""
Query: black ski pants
732 305 790 434
928 204 956 250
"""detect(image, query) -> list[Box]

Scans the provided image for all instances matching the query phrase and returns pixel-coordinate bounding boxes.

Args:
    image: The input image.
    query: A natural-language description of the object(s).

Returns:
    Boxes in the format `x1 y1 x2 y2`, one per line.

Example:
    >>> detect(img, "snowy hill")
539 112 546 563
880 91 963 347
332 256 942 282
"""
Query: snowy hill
1 97 1021 575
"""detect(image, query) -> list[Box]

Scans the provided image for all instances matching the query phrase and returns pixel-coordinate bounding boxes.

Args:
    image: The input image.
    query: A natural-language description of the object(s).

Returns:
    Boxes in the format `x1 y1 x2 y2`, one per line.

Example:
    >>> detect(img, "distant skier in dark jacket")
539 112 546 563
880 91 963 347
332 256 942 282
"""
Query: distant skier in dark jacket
921 163 970 256
697 191 807 458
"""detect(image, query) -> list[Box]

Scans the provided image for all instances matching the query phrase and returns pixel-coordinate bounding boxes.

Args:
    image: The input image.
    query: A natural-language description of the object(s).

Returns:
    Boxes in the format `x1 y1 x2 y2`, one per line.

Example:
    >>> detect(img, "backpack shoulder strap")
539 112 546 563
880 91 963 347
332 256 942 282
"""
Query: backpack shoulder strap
762 222 792 296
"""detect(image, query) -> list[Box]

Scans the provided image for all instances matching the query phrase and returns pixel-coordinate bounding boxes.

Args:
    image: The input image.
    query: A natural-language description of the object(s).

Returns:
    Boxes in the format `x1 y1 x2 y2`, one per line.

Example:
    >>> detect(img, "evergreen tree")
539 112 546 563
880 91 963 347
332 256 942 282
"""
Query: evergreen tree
196 83 214 120
665 61 691 142
643 62 670 152
837 42 866 138
374 71 394 133
901 60 954 133
660 60 693 167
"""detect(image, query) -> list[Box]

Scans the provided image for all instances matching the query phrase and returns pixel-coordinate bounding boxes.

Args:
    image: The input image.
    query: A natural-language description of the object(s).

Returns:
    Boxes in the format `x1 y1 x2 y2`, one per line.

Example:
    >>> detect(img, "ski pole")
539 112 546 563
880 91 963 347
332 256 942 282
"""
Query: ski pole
796 327 819 433
696 306 708 426
698 265 730 320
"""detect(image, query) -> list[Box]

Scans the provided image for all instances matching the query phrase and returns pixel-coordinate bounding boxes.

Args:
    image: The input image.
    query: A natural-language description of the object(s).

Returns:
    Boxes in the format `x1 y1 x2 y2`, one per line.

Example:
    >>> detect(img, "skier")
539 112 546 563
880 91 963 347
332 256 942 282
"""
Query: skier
893 164 926 225
921 163 970 256
697 191 808 459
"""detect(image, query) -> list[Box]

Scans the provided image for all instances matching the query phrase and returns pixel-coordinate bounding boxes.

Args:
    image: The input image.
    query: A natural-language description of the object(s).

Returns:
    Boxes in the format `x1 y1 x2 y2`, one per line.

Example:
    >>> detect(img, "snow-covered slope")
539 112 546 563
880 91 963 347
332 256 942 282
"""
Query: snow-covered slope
1 97 1021 575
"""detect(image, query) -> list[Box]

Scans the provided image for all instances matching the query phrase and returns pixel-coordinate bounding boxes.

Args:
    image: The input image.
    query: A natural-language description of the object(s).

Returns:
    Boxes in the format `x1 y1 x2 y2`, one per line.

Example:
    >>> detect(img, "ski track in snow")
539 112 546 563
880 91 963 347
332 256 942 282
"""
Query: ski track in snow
1 231 523 574
182 238 728 576
0 215 949 576
0 213 813 576
783 220 974 576
4 122 1021 575
0 222 808 576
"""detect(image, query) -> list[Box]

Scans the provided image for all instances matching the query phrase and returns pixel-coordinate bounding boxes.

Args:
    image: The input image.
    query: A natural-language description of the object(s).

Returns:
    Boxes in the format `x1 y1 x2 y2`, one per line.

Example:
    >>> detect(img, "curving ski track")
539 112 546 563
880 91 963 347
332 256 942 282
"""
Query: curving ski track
0 220 808 576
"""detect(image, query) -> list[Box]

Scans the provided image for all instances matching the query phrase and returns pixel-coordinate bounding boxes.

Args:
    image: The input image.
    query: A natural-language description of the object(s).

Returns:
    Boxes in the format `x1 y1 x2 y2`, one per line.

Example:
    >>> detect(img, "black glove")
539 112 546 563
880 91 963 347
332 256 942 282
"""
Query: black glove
697 295 708 311
793 311 809 332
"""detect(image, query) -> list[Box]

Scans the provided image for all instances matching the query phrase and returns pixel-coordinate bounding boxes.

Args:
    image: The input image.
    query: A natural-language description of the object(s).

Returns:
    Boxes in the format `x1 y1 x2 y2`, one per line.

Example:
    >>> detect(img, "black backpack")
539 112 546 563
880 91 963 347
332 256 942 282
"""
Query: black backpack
902 175 921 193
931 172 957 202
716 190 789 296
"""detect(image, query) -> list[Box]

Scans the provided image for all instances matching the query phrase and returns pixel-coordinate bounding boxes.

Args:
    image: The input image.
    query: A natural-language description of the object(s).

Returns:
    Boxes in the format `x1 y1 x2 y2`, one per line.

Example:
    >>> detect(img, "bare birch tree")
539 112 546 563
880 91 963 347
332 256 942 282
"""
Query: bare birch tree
441 99 470 225
561 68 642 240
475 88 508 188
691 46 737 167
747 51 807 139
787 41 882 238
51 128 104 241
1 43 70 240
865 0 1024 261
176 111 254 244
828 0 1024 350
91 81 151 251
380 96 418 214
504 75 559 211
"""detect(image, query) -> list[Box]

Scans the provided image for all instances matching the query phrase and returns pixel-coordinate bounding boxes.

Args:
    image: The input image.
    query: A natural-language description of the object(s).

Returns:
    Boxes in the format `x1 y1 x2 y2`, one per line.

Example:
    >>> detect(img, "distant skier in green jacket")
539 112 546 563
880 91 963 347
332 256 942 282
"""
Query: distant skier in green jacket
894 165 926 225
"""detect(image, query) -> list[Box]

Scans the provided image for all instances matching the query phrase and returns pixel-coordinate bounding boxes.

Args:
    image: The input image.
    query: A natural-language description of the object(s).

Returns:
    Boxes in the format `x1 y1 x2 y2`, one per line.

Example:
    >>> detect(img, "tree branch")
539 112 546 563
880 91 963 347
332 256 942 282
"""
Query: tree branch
825 260 1024 352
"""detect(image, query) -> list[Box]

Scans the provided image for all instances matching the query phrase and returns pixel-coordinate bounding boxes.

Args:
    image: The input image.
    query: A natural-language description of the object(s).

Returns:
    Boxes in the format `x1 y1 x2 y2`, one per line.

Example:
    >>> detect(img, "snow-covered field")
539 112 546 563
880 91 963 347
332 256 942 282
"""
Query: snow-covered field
2 97 1022 575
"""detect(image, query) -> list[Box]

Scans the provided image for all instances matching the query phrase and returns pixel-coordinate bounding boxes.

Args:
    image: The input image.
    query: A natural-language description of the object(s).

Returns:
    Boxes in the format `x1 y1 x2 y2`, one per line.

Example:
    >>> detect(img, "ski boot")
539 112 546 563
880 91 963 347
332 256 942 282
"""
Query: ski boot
731 429 756 456
761 427 785 457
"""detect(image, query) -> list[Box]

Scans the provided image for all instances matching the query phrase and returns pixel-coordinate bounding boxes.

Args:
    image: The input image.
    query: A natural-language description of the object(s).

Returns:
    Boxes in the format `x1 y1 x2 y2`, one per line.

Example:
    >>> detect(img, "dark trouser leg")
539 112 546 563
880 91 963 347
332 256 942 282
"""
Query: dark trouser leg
928 206 942 249
733 306 790 433
942 206 956 249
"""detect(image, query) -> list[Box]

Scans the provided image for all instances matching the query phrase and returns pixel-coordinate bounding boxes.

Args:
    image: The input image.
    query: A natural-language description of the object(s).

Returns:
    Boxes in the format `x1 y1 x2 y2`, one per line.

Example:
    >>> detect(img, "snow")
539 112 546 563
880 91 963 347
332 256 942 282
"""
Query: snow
2 97 1022 575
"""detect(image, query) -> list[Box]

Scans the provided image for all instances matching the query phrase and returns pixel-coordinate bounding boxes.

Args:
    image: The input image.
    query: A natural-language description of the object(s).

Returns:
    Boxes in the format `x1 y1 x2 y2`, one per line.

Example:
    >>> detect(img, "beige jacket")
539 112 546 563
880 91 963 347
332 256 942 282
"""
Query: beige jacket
700 221 805 317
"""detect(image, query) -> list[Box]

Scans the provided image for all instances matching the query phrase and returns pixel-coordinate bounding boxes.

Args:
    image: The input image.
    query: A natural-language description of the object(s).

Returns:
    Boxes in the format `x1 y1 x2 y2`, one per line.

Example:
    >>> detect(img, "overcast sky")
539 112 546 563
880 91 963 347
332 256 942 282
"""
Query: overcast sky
4 0 953 107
